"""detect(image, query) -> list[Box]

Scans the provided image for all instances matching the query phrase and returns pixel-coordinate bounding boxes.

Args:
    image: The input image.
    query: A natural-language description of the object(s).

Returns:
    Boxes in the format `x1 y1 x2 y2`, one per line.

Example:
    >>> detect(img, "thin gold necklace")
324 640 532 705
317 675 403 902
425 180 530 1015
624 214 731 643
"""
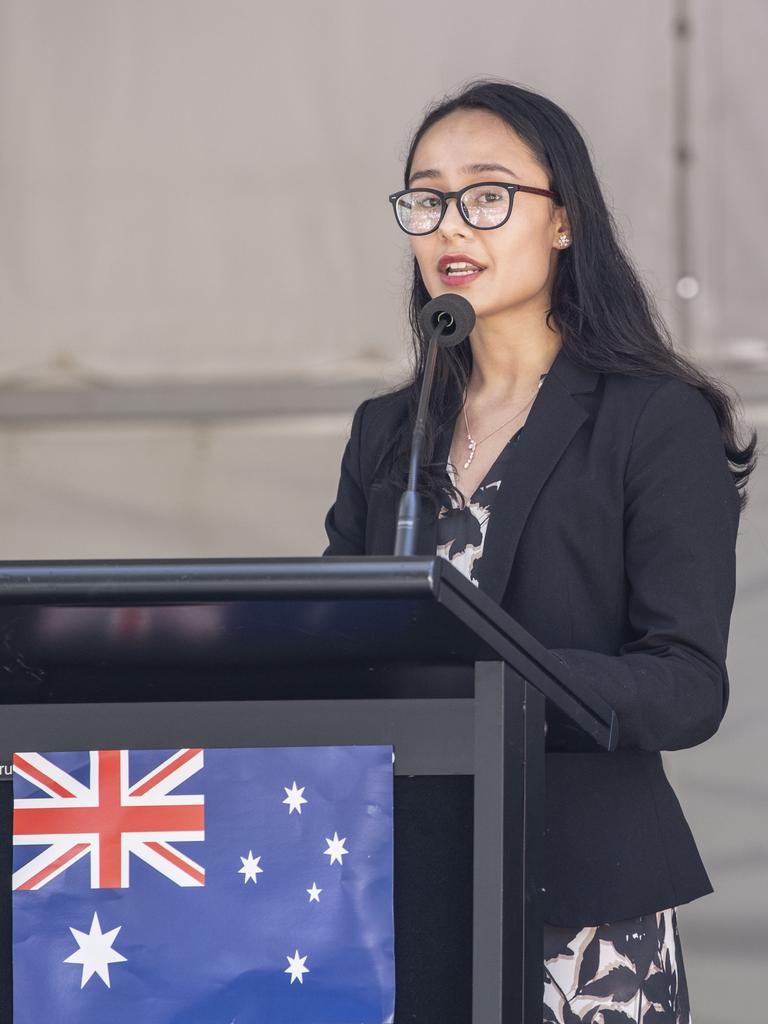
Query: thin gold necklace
461 376 546 470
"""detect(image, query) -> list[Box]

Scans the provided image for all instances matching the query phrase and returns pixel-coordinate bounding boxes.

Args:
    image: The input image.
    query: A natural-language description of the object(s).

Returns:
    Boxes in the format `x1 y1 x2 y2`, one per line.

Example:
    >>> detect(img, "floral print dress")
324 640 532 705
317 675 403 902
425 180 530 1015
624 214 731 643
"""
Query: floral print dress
435 383 693 1024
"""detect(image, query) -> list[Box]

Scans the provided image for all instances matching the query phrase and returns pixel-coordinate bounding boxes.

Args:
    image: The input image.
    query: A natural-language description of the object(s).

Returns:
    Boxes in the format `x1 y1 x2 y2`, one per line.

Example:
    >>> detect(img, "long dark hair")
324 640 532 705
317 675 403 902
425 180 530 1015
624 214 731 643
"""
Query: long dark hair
386 78 757 513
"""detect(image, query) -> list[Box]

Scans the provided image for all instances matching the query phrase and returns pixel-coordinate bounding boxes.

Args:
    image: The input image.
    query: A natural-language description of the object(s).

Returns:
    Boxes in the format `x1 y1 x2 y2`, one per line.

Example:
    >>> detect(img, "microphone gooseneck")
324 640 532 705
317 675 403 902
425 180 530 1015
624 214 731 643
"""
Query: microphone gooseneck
393 294 476 557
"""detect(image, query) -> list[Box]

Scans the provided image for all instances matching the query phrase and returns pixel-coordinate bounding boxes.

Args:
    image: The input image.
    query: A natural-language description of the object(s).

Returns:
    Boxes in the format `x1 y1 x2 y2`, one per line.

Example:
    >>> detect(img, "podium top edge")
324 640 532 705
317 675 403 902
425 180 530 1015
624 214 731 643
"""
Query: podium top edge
0 556 445 604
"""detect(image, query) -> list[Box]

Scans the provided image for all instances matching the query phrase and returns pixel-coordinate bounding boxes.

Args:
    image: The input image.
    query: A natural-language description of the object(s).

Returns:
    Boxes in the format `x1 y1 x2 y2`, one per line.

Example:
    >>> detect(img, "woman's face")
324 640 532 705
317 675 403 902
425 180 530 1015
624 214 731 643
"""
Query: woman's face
405 108 569 321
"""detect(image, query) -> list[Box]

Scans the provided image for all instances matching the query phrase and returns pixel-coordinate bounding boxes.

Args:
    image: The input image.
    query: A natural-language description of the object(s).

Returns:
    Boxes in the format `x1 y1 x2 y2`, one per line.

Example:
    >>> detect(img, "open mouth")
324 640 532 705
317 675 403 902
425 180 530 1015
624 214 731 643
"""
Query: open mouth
439 261 485 284
444 262 483 275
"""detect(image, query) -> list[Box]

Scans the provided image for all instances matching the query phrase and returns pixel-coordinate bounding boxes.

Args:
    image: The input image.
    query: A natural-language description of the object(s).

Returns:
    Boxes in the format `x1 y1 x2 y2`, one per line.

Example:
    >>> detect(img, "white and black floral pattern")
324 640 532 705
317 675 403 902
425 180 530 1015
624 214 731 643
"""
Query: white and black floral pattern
543 907 691 1023
436 475 504 586
436 426 520 586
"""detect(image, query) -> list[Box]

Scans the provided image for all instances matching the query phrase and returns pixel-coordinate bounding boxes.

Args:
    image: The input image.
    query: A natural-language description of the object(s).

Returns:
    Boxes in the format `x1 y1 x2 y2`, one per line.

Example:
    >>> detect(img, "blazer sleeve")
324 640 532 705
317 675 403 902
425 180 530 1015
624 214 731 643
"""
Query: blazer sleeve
322 399 370 556
549 379 741 752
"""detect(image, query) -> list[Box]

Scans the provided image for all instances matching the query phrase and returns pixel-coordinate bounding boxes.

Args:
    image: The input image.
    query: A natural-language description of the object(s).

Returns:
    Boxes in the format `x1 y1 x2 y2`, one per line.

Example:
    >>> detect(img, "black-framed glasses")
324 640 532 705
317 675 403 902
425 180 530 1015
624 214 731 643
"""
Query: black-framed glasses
388 181 562 235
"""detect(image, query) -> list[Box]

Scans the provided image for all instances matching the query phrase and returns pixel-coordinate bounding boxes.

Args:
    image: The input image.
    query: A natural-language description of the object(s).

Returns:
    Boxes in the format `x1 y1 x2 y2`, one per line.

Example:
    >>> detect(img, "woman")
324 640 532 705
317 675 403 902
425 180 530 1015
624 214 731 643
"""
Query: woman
324 80 756 1023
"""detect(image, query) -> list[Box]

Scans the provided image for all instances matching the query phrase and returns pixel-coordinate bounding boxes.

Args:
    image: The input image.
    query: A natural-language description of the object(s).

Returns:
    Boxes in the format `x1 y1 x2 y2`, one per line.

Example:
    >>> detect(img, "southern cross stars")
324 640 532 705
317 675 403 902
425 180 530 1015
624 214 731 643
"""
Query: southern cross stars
285 949 310 984
306 882 322 902
323 832 348 865
63 911 127 989
238 850 264 884
282 781 308 815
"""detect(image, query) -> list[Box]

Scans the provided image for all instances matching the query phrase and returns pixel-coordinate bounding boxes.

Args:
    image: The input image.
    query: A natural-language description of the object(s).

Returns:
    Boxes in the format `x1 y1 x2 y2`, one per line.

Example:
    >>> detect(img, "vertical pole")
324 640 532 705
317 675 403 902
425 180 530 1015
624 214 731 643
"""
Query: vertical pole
672 0 695 351
472 660 545 1023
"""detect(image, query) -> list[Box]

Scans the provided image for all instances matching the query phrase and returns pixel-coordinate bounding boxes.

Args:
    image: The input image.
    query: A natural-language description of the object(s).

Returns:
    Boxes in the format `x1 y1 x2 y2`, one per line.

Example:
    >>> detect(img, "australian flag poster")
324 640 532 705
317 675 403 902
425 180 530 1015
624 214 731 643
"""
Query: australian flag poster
11 745 395 1024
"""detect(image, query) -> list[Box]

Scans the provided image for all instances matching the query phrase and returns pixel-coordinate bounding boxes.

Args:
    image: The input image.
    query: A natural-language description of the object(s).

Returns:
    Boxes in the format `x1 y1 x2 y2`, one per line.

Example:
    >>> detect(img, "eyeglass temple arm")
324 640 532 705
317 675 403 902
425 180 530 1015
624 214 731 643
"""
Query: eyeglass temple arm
516 184 562 202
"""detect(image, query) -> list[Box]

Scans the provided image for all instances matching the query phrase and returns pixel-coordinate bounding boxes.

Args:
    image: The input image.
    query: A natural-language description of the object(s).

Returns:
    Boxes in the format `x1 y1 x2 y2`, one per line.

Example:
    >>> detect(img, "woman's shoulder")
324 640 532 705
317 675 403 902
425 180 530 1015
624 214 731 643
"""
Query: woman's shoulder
563 364 725 473
354 385 411 440
600 371 719 433
598 372 730 502
342 386 411 486
361 384 411 416
548 347 713 427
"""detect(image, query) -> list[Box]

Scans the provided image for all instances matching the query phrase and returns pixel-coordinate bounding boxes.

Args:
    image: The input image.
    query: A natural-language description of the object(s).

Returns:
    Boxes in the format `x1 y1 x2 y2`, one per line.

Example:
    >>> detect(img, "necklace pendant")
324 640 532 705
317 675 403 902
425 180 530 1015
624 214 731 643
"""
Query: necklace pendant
464 441 476 470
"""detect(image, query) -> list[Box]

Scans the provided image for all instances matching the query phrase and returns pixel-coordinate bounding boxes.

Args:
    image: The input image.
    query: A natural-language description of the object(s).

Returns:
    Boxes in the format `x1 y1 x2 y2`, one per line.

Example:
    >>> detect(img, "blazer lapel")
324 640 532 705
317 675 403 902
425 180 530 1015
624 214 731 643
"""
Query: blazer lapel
409 345 599 597
477 346 599 603
406 347 596 602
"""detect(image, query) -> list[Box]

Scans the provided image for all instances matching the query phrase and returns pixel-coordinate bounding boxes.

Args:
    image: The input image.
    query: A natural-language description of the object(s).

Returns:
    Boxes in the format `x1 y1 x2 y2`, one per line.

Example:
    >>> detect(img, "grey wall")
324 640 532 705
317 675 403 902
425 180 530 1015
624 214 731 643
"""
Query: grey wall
0 0 679 384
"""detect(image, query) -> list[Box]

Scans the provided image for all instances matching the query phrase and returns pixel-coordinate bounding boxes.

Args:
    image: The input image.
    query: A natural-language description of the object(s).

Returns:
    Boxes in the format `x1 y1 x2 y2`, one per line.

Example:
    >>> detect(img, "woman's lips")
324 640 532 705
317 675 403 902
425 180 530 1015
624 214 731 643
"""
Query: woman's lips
438 268 485 287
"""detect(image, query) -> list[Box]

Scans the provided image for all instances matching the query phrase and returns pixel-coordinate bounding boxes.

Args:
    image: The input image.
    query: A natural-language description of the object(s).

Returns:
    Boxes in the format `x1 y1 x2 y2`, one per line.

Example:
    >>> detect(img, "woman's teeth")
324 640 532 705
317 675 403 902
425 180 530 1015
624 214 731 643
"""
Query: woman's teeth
445 263 482 274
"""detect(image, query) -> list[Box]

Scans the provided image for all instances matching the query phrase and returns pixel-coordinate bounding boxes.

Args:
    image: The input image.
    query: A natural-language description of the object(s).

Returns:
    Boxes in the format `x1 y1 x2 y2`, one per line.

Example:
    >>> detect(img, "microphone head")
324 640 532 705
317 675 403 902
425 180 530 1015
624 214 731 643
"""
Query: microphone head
419 294 476 348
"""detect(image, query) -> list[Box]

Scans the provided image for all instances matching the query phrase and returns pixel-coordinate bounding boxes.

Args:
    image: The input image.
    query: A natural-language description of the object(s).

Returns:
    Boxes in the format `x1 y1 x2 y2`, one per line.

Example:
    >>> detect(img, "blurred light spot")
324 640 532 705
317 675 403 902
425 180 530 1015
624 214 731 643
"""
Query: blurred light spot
676 275 700 300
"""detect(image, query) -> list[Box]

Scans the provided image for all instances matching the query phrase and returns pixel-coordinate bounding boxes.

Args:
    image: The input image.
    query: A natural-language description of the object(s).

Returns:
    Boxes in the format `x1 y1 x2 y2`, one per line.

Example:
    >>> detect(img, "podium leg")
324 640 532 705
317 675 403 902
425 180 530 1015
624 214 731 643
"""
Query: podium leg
472 660 545 1024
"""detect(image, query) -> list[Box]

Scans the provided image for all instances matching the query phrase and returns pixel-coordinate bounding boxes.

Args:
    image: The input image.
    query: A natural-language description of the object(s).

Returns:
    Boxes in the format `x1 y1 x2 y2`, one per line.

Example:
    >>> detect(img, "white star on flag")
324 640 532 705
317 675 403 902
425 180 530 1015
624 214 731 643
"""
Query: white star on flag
238 850 263 884
306 882 322 902
284 949 310 984
63 911 127 989
323 831 348 865
282 781 308 815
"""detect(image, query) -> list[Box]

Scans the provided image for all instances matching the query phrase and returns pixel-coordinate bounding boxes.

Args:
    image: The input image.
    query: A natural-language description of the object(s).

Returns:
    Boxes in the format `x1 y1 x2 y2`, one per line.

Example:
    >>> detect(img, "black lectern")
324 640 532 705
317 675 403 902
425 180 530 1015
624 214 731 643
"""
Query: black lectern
0 557 616 1024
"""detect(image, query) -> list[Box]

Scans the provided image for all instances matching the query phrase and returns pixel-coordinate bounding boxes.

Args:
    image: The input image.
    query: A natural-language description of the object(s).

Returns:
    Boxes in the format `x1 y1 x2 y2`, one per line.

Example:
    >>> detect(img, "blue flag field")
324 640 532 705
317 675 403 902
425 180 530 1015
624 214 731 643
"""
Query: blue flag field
11 745 395 1024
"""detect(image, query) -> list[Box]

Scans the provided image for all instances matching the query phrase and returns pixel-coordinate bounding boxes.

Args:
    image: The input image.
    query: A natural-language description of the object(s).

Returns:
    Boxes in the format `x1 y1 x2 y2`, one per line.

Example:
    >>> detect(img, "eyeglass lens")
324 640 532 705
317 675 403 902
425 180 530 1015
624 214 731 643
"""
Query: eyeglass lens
395 185 511 234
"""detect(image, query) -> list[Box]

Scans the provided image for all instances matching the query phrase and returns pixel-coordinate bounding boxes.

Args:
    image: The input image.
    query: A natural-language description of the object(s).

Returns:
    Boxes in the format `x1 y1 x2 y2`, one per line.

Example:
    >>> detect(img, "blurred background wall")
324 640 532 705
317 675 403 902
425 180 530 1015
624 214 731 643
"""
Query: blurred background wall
0 1 765 1019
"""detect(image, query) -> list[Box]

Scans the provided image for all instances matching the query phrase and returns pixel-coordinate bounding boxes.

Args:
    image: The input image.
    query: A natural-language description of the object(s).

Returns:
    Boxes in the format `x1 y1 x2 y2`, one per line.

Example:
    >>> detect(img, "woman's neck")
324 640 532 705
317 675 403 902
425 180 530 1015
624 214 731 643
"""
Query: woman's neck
466 309 562 401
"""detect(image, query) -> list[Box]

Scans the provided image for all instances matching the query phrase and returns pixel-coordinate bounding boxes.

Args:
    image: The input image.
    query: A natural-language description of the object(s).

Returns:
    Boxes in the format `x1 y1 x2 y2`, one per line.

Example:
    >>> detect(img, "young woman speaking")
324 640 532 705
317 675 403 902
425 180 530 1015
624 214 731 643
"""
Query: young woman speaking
324 79 756 1023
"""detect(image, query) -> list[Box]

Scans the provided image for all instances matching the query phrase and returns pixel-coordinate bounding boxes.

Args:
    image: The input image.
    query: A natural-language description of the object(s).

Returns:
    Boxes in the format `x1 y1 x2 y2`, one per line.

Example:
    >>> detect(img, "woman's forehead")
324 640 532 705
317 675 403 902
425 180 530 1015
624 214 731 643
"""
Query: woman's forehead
410 109 538 181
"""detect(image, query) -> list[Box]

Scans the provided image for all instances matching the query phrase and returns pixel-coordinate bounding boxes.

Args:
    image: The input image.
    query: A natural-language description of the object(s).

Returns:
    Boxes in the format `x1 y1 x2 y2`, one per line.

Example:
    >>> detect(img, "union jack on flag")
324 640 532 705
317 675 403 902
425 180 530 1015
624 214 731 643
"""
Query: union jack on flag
13 748 205 890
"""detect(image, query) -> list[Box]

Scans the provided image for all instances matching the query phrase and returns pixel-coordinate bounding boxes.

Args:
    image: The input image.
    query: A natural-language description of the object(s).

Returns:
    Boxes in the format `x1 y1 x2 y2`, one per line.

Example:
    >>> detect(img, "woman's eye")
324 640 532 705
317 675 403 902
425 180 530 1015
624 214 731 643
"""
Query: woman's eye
478 191 503 204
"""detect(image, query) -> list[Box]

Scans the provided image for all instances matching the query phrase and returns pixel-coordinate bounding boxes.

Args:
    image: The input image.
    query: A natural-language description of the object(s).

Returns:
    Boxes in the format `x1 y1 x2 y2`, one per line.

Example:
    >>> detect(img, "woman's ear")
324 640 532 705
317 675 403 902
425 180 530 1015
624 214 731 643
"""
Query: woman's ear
553 212 572 250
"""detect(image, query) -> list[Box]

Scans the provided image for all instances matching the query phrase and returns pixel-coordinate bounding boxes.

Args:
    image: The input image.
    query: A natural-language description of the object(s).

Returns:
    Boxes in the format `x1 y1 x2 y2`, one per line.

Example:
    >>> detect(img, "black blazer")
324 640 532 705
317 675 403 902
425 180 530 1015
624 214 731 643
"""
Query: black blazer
323 345 740 926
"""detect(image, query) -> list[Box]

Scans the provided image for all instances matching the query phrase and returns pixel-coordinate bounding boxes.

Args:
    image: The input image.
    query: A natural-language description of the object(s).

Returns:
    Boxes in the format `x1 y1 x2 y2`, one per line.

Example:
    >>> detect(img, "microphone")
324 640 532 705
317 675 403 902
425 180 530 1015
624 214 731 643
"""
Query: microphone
394 294 476 557
418 293 476 348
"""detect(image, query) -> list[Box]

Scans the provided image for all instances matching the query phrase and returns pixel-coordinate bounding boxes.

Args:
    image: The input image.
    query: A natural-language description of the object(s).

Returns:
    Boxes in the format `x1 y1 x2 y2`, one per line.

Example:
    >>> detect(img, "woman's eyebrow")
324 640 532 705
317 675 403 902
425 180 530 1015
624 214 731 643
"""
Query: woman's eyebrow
408 162 519 186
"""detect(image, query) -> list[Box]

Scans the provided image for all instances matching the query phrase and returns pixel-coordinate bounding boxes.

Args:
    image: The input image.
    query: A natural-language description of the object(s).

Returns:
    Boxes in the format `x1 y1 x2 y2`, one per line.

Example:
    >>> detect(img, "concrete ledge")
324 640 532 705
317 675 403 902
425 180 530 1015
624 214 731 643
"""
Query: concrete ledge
0 364 765 426
0 377 396 425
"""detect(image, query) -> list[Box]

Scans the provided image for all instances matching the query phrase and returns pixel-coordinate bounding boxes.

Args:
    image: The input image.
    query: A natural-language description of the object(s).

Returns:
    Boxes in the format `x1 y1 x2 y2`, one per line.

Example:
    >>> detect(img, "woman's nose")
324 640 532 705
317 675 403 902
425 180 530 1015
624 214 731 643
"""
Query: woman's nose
438 197 469 238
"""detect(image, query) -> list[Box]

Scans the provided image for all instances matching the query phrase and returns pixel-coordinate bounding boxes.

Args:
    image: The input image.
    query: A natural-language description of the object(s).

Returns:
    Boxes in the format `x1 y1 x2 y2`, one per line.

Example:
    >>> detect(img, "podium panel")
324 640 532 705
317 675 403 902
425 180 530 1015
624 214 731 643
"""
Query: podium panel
0 558 615 1023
